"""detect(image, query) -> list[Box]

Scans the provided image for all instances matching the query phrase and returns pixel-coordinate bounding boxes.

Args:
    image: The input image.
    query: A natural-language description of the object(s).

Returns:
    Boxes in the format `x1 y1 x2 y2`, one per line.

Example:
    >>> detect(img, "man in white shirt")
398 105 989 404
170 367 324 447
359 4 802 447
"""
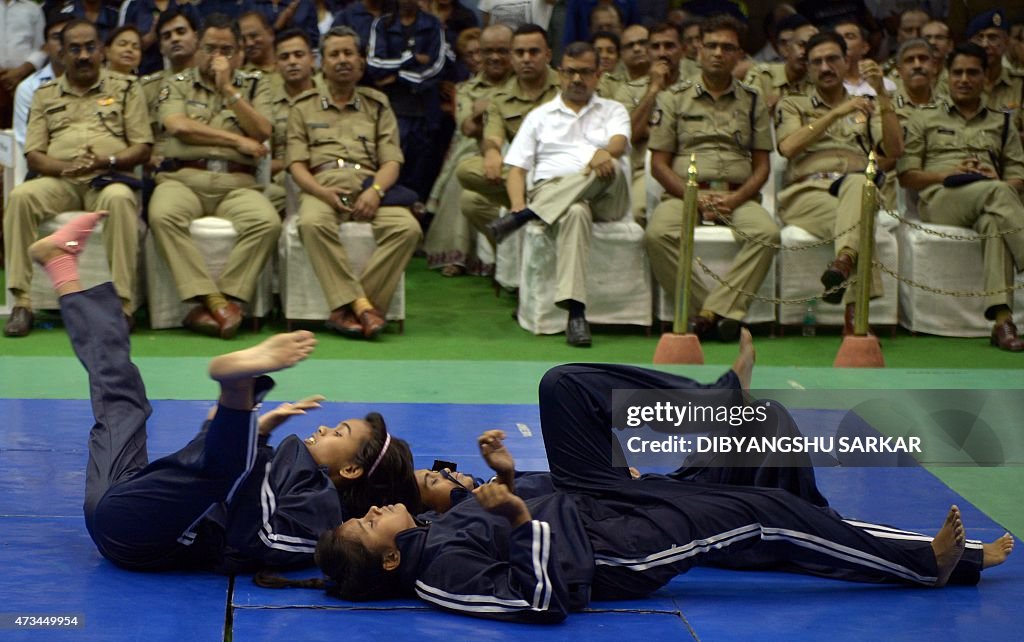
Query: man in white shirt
13 11 71 148
497 40 631 347
835 18 896 97
0 0 47 127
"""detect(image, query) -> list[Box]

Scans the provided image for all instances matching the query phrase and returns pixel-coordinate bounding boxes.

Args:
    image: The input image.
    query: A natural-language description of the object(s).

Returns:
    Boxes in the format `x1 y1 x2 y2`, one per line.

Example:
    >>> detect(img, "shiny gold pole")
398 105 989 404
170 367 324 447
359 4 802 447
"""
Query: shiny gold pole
672 153 699 334
854 152 878 336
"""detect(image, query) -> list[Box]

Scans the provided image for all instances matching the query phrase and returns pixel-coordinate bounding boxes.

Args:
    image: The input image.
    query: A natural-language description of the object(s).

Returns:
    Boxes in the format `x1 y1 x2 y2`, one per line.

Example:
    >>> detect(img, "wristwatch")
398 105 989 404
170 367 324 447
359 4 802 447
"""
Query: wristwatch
108 155 117 169
371 183 386 199
226 92 242 107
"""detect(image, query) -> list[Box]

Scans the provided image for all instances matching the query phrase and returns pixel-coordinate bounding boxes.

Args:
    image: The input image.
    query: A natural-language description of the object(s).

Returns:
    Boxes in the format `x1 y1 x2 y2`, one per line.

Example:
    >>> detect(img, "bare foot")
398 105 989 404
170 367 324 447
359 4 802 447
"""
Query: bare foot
208 331 318 382
731 328 755 391
931 505 966 587
983 533 1015 569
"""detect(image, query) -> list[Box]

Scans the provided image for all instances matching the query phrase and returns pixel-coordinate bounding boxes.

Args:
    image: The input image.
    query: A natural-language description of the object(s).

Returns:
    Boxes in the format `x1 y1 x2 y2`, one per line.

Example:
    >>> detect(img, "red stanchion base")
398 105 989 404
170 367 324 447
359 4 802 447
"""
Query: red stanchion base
653 333 705 364
833 335 885 368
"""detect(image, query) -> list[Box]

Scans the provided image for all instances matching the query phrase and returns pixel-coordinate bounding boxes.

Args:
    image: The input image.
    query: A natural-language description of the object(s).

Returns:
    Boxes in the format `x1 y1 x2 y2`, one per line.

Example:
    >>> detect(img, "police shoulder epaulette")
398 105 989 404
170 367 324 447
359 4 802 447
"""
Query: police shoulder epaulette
669 78 694 93
140 72 163 84
37 78 58 90
174 72 189 82
737 80 758 95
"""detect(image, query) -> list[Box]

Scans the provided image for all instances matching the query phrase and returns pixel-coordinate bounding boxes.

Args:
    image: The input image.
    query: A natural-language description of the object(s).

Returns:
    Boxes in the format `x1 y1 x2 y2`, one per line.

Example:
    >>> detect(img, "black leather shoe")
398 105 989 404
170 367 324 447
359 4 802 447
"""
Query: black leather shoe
566 316 592 347
688 315 717 340
821 253 856 304
3 306 33 337
485 210 527 245
717 317 740 342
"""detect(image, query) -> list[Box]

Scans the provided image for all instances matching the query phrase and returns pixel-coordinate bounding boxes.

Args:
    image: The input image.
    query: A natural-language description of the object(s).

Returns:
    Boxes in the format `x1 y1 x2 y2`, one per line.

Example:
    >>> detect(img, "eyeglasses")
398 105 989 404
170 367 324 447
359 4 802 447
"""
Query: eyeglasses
702 41 741 54
560 67 596 79
439 469 473 490
66 42 99 56
202 44 237 56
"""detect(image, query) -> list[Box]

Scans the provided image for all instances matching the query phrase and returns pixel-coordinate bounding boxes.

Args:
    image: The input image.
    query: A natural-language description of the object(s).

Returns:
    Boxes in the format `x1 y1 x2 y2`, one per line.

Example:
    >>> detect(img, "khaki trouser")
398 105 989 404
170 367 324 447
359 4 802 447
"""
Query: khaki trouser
297 170 421 312
646 195 779 320
149 169 280 303
631 167 648 227
778 175 882 305
4 177 138 311
457 155 510 235
527 167 630 306
919 180 1024 315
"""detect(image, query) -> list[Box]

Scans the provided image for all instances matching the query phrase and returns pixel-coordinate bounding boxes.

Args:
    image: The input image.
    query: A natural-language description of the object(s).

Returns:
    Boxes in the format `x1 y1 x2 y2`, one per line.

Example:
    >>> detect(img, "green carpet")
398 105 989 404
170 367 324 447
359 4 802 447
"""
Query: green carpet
2 258 1023 368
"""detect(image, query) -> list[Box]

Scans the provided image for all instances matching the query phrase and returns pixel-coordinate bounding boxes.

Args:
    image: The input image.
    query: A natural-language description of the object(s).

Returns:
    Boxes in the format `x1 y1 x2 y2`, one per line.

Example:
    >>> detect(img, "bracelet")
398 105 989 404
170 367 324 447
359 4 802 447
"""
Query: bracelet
226 92 242 107
371 183 386 198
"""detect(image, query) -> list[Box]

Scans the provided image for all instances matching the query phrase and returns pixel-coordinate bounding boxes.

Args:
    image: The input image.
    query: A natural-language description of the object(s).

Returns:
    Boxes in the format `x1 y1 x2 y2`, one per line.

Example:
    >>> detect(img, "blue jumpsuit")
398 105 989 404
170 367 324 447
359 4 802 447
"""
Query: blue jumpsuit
69 283 343 573
393 364 984 623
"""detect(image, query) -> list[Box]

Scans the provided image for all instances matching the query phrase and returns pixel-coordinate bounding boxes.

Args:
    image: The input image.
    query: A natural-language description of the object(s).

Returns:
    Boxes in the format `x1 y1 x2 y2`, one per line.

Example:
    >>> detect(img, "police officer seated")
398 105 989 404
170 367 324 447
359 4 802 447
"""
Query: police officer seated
287 26 421 340
148 13 280 340
4 19 152 337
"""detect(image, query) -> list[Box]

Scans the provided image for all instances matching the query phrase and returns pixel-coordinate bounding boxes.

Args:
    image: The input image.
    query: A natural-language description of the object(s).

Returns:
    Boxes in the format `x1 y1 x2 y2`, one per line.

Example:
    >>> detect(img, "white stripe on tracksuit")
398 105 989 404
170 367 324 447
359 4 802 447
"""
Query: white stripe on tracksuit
257 461 318 553
595 521 939 585
845 518 983 549
177 410 260 546
415 519 553 615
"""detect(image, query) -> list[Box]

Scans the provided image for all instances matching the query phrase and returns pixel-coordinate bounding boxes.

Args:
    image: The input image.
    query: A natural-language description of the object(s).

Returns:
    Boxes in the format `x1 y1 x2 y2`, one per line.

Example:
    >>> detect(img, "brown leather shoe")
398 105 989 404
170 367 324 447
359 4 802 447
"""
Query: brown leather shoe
210 301 243 339
3 306 34 337
359 308 386 339
325 308 364 338
821 253 856 304
991 318 1024 352
182 305 221 337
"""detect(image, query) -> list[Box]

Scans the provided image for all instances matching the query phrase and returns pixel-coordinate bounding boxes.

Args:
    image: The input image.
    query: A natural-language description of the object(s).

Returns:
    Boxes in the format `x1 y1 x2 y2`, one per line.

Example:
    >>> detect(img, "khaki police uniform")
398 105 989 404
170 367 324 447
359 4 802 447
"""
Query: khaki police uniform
644 78 779 321
424 72 508 271
267 74 323 214
776 88 887 304
287 85 420 313
456 68 560 235
883 90 942 208
898 101 1024 315
743 62 813 107
983 66 1024 138
611 75 655 223
149 67 280 304
139 70 167 158
4 70 151 311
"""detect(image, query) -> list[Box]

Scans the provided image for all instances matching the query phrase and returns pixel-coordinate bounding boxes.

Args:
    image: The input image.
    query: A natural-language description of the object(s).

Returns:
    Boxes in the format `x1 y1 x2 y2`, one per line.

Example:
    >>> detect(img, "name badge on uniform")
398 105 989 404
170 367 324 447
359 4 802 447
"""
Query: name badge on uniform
937 127 956 135
97 96 115 107
158 86 170 102
321 96 329 110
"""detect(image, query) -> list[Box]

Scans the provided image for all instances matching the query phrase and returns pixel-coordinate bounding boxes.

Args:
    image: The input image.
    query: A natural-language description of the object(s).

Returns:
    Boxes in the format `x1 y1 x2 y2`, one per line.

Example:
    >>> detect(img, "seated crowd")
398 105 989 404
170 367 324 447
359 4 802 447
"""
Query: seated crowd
2 2 1023 350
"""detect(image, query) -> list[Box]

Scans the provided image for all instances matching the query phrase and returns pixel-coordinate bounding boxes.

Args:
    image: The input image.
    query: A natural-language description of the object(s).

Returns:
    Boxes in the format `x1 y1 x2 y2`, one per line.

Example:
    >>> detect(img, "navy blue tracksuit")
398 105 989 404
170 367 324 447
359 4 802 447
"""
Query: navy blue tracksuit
394 364 984 623
68 283 342 573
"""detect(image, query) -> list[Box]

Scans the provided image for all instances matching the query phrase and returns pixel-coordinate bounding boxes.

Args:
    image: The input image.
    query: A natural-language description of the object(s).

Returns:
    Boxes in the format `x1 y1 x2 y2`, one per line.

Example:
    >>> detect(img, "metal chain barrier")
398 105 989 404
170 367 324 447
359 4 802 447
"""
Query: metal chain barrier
872 260 1024 297
881 209 1024 241
702 200 860 250
693 256 855 305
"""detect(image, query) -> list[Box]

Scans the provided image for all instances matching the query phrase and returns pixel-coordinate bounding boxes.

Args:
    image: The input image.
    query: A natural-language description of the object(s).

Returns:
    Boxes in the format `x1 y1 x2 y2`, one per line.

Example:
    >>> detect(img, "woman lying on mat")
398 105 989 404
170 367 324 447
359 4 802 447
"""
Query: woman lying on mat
262 333 1014 623
413 367 834 516
32 212 419 573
